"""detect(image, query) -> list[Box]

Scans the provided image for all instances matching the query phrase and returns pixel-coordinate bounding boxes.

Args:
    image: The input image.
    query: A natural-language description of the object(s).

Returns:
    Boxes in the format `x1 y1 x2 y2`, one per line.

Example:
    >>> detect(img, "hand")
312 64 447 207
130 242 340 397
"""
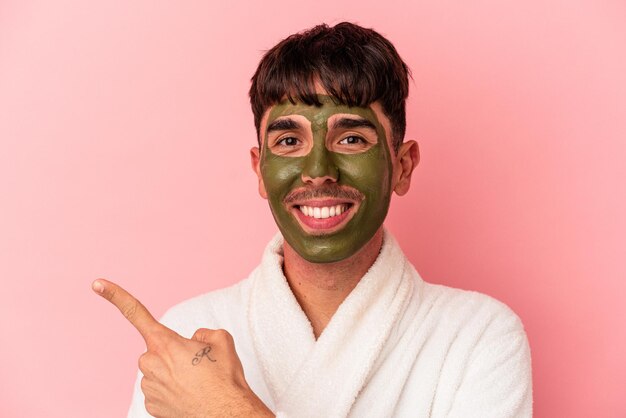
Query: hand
92 279 274 418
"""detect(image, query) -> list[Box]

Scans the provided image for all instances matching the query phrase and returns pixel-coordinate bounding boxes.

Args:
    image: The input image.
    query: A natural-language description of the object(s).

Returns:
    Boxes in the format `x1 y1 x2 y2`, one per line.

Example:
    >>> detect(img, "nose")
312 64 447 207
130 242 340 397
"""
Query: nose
301 143 338 186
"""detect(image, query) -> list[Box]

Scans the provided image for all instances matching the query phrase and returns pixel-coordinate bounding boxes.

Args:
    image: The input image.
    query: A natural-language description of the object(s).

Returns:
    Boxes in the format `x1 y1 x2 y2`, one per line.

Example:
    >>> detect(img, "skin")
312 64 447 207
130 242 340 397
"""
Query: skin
92 279 275 418
256 95 393 263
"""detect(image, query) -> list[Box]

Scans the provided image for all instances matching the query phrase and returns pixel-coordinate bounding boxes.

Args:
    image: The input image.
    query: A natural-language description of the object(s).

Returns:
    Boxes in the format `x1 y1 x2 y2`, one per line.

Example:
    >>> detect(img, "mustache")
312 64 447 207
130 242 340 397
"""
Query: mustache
284 185 364 204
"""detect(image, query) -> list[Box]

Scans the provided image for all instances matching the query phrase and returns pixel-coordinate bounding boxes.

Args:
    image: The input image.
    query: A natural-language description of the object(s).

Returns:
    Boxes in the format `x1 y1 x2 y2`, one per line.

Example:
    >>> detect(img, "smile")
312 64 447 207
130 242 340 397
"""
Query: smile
299 204 349 219
290 200 358 234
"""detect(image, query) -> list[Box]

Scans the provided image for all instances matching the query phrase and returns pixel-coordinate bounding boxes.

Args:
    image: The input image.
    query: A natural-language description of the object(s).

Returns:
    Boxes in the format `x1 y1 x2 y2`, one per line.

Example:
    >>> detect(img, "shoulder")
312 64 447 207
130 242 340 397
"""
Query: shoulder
418 281 527 340
158 277 254 338
421 286 533 416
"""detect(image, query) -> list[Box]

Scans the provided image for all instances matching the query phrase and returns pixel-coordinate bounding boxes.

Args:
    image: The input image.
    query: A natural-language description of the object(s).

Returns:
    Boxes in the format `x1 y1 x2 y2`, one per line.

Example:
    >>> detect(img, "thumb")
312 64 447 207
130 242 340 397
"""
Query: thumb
191 328 214 344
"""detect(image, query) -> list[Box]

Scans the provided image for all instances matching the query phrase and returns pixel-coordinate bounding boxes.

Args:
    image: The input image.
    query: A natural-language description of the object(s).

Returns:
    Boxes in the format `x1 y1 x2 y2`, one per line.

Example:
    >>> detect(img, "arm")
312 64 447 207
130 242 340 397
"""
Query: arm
447 327 533 418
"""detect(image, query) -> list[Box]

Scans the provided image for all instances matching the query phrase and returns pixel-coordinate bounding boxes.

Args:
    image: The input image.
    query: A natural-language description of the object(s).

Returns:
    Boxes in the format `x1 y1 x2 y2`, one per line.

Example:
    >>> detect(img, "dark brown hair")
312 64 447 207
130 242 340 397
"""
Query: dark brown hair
249 22 411 152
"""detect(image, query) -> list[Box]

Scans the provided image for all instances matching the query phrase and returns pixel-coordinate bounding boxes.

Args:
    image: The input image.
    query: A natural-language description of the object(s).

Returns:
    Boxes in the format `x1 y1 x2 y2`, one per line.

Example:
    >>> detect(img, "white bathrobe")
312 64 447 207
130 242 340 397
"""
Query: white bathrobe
128 232 532 417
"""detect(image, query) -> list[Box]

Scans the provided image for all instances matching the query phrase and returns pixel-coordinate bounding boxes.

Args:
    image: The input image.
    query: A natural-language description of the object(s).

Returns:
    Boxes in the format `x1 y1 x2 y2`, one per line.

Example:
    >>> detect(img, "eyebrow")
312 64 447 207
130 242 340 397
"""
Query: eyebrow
331 117 377 132
266 118 302 133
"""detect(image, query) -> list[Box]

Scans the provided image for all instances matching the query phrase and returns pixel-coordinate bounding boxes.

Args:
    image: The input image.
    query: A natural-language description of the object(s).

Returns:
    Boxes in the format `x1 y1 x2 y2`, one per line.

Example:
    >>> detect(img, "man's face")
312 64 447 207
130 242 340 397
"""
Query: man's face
253 95 396 263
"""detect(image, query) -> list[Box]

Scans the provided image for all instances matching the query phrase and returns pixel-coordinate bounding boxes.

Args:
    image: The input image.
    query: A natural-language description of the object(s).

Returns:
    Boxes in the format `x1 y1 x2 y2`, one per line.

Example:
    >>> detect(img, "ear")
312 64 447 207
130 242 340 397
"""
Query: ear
250 147 268 199
392 140 419 196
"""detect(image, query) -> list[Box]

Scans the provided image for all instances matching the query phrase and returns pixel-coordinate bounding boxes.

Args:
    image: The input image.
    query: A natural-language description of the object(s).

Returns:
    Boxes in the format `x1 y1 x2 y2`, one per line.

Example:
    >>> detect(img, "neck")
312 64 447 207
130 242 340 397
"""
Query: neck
282 227 384 339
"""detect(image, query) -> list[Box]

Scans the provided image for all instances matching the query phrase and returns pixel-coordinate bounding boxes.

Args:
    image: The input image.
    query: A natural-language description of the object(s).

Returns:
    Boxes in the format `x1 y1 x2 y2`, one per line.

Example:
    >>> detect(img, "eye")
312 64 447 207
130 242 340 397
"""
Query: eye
277 136 300 146
338 135 365 145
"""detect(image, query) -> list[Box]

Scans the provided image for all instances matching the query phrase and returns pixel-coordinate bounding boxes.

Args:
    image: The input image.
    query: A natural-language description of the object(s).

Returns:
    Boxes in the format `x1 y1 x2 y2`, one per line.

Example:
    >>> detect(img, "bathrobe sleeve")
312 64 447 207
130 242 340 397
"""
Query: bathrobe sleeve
447 327 533 418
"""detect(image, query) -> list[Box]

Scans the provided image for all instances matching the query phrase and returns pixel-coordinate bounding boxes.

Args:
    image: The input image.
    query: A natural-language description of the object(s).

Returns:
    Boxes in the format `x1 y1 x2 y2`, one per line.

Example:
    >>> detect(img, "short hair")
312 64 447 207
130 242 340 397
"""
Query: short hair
249 22 411 152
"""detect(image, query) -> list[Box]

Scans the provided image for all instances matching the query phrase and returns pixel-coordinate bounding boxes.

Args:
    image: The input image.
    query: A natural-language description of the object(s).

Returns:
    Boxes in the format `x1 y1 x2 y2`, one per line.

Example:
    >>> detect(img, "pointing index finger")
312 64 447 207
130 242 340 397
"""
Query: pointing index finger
92 279 166 346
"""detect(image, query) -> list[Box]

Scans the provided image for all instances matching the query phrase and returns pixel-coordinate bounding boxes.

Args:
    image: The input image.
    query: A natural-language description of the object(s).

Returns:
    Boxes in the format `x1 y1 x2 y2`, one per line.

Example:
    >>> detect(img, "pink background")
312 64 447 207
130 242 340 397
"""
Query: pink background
1 1 625 417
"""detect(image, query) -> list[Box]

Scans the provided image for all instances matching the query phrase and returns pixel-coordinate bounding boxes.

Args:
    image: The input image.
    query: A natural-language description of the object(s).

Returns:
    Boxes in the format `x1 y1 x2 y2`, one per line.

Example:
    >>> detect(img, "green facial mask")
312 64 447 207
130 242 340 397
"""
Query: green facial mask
261 96 393 263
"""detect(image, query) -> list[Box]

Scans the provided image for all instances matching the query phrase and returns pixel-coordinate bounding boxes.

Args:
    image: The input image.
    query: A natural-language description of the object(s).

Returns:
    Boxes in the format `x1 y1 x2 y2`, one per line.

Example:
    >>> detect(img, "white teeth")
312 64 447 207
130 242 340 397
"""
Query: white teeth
299 204 348 219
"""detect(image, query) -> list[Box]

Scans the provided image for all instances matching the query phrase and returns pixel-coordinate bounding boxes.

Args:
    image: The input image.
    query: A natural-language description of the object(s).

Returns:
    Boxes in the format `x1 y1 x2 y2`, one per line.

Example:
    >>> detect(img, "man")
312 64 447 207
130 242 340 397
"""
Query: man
94 22 532 417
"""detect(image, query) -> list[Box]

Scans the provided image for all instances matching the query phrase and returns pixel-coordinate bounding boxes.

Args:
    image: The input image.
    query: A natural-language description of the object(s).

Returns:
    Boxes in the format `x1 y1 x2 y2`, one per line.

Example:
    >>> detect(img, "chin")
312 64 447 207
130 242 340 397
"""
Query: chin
288 235 364 264
300 250 352 264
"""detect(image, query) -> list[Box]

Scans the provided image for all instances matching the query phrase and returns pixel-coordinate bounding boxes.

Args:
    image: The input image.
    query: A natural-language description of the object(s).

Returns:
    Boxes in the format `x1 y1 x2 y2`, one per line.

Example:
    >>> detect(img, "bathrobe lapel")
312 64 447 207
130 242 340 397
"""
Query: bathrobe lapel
248 231 415 417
